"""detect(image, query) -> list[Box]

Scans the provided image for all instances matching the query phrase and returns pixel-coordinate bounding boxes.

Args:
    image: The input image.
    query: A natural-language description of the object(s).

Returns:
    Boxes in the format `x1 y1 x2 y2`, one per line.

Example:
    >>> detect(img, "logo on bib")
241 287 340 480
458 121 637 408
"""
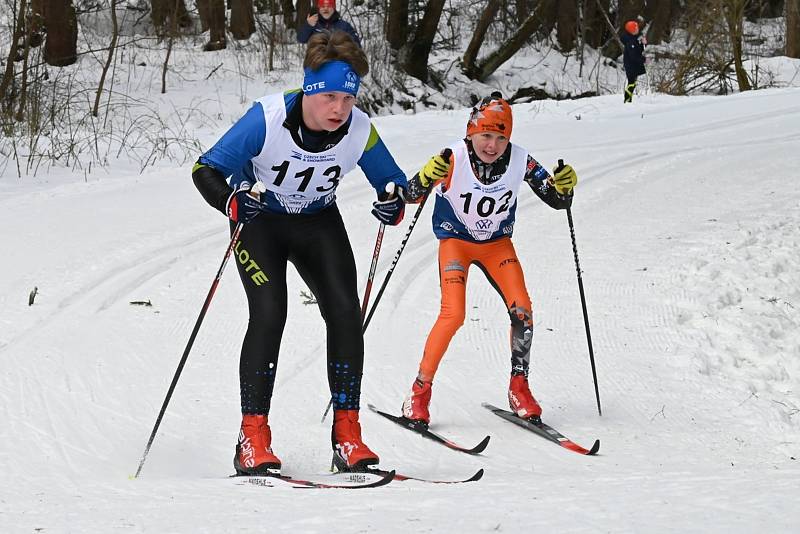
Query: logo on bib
289 150 336 163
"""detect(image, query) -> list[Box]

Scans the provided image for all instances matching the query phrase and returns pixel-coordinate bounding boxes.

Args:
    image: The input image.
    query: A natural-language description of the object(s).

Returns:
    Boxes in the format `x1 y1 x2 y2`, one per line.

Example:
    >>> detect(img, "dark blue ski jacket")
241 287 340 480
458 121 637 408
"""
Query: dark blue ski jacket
622 32 646 77
297 12 360 47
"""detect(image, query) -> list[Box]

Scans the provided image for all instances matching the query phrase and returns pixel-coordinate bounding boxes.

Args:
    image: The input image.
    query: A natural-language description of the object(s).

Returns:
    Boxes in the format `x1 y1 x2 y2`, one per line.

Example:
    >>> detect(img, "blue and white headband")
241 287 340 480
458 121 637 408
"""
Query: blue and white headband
302 60 360 96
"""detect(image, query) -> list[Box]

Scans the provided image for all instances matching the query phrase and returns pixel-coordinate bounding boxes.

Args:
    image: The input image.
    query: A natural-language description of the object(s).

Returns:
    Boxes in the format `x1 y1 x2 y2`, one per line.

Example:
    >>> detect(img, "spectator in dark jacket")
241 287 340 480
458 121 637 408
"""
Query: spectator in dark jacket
622 20 646 103
297 0 361 47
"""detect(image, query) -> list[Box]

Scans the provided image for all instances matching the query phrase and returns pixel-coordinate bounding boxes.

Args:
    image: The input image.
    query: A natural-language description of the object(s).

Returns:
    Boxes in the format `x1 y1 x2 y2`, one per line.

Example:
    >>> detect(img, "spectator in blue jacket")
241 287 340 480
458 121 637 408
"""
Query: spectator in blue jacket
622 19 646 103
297 0 361 47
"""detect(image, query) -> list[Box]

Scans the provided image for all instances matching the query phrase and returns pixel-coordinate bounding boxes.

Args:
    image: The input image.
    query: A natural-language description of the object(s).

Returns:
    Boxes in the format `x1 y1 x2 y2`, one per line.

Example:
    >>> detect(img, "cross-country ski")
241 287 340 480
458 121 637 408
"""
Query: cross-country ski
368 404 490 455
482 403 600 456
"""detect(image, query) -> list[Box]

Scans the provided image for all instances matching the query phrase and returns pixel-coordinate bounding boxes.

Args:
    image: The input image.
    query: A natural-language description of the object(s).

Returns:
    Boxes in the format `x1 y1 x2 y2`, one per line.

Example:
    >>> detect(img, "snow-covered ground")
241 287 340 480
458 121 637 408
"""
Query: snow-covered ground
2 78 800 531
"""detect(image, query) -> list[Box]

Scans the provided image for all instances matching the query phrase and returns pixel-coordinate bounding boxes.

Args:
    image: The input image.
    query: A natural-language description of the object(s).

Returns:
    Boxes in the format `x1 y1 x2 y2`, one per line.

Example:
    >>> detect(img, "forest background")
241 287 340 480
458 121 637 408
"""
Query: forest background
1 0 799 178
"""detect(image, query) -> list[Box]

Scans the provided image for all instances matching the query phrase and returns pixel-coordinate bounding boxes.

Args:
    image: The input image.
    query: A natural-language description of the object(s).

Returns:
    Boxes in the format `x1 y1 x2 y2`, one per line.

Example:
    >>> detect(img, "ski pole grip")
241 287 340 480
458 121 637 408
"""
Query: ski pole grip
556 158 565 173
379 181 398 201
248 181 267 199
441 148 453 163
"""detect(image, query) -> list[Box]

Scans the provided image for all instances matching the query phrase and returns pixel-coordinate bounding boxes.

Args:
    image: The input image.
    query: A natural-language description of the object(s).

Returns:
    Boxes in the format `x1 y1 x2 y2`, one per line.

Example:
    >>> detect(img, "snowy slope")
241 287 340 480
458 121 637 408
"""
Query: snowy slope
1 88 799 533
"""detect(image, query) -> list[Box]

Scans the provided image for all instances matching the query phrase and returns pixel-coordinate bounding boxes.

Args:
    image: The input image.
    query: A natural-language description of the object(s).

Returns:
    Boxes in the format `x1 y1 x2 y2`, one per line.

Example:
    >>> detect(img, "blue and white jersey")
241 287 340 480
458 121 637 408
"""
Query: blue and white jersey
199 90 406 214
432 140 528 242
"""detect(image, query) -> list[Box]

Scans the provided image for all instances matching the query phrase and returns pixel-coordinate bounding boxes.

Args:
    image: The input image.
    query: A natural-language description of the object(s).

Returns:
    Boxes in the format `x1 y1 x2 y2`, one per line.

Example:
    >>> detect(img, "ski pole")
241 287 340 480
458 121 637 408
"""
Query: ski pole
557 159 602 416
362 149 451 333
135 182 265 478
360 183 395 320
361 223 386 319
361 193 427 333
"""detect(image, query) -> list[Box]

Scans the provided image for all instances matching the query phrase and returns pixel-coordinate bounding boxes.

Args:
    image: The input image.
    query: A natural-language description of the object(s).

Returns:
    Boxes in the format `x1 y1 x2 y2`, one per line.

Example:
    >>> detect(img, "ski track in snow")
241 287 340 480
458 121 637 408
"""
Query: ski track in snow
2 89 800 533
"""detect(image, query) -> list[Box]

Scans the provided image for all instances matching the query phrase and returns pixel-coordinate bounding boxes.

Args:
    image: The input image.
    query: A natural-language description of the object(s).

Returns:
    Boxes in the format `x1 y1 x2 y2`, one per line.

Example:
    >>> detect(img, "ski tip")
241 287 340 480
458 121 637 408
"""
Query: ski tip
367 403 385 416
587 439 600 456
379 469 397 486
481 402 502 414
469 435 491 455
469 468 485 482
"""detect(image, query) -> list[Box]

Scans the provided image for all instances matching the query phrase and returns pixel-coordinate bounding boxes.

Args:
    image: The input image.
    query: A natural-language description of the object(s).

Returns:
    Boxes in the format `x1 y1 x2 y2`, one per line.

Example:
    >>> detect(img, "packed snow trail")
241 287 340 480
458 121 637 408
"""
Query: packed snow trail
1 89 799 533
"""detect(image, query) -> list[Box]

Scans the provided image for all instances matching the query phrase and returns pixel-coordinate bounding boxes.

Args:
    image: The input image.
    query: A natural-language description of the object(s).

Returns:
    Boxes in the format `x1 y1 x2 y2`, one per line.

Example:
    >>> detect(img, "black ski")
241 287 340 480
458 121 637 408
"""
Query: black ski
482 402 600 456
234 466 481 487
232 469 395 489
368 403 490 455
366 467 484 485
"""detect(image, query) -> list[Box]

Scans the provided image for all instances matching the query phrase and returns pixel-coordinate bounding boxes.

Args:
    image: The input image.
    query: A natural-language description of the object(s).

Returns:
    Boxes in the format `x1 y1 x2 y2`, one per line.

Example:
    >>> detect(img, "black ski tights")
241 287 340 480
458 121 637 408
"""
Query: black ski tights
231 205 364 414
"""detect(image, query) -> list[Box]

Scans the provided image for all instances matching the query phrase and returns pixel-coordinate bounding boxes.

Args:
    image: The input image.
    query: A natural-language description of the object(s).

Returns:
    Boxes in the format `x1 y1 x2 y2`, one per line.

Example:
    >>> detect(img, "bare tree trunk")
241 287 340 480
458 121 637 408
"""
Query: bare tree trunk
296 0 310 32
44 0 78 66
578 0 586 75
556 0 578 52
152 0 166 31
769 0 786 17
462 0 501 77
594 0 623 55
269 0 276 70
403 0 447 82
1 0 27 115
724 0 752 91
471 2 546 81
643 0 675 44
515 0 532 25
231 0 256 39
162 0 180 93
16 0 32 123
93 0 119 117
537 0 558 38
152 0 191 35
745 0 786 18
28 0 45 47
582 0 605 48
279 0 294 29
788 0 800 58
197 0 209 32
385 0 410 50
198 0 227 50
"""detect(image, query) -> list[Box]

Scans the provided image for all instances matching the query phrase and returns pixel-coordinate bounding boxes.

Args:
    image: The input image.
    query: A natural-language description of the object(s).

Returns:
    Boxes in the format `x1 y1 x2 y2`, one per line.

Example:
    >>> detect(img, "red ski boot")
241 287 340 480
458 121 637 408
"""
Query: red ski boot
508 374 542 421
401 378 432 425
234 414 282 475
331 410 379 472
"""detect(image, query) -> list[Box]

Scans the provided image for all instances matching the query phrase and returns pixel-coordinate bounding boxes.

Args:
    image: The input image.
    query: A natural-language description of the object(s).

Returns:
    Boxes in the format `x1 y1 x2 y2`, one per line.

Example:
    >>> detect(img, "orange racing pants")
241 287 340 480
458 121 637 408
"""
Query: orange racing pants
418 237 534 380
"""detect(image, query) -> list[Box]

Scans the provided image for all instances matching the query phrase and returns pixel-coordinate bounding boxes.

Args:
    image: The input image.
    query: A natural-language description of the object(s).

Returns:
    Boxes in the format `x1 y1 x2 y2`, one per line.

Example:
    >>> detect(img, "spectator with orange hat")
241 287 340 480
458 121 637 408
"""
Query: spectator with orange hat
298 0 361 46
622 19 646 103
399 92 578 426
